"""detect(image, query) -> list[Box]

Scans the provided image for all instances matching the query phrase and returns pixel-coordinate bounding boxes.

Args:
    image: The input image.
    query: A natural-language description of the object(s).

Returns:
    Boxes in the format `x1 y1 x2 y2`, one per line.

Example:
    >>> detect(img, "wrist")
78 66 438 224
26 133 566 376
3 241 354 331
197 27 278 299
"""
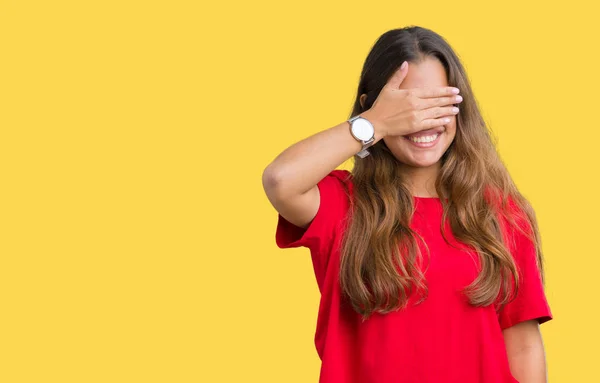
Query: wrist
360 110 386 142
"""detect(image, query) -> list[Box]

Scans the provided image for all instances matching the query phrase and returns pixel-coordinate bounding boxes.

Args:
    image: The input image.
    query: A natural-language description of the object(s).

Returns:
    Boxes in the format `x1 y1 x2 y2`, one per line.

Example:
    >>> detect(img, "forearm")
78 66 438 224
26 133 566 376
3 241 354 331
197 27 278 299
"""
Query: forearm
263 116 385 198
507 343 547 382
503 321 548 383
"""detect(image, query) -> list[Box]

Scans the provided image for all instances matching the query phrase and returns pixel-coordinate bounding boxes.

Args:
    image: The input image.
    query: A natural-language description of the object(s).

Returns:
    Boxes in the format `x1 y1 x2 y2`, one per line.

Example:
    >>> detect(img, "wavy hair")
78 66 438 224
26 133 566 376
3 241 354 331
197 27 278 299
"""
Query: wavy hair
338 26 545 320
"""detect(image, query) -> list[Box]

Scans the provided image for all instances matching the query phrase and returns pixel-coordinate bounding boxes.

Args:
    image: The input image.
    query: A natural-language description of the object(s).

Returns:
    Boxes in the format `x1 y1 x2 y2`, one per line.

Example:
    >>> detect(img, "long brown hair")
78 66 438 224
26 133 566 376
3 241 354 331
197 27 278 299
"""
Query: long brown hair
339 26 545 321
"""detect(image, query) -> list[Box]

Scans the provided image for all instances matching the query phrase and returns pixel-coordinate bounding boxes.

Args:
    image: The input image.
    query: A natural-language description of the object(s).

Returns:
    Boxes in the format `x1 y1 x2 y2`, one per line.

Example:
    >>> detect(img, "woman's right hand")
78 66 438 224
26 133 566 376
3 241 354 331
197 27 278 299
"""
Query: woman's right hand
361 61 463 138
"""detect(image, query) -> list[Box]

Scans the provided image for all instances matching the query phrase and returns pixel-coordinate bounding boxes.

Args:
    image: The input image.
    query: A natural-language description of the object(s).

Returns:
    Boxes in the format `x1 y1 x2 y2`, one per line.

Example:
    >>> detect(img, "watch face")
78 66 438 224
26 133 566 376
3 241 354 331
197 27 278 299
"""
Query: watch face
352 118 374 141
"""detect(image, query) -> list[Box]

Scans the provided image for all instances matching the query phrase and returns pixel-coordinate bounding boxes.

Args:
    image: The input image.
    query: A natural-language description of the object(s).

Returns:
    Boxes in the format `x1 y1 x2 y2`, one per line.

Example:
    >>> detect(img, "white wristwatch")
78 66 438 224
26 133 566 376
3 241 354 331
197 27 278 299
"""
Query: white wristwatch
348 115 376 158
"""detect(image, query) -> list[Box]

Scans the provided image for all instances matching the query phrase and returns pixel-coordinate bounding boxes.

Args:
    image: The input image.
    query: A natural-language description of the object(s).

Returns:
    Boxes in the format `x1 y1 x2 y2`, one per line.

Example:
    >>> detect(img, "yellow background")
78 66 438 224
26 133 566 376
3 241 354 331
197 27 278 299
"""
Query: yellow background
1 0 597 381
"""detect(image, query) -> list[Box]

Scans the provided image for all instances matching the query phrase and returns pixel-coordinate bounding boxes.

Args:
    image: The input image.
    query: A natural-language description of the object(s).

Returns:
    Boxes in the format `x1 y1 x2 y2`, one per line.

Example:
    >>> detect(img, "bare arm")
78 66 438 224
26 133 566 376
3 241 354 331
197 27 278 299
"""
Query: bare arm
503 320 548 382
262 61 461 230
262 118 385 229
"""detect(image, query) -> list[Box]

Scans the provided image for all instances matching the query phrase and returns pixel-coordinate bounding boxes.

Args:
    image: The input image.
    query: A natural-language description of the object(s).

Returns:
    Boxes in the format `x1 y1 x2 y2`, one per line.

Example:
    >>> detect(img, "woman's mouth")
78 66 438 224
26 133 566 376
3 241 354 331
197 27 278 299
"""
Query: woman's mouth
403 131 443 148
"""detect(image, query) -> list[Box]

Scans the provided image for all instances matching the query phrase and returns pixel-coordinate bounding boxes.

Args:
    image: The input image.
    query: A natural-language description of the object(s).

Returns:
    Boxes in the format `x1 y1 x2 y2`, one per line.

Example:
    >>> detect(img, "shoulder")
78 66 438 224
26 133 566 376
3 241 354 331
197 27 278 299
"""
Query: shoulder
321 169 354 197
483 188 535 253
329 169 353 185
483 187 532 233
498 196 539 269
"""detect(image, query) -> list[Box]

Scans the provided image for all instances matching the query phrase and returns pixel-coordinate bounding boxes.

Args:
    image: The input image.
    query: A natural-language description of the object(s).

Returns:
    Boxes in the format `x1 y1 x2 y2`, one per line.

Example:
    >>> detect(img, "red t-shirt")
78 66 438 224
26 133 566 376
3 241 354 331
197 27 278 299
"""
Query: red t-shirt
275 169 552 383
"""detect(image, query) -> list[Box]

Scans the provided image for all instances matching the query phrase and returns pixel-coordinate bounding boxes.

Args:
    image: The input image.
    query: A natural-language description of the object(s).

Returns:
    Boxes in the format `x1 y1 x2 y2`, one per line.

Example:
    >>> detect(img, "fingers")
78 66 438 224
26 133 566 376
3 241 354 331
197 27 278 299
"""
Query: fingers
418 94 463 110
418 105 460 122
411 86 460 99
385 61 409 90
422 116 452 129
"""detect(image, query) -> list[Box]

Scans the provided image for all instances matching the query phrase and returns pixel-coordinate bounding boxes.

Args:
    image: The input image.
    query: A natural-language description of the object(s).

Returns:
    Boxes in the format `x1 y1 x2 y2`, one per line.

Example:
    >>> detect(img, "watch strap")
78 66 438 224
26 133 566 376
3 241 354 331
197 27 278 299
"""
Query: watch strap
348 115 376 158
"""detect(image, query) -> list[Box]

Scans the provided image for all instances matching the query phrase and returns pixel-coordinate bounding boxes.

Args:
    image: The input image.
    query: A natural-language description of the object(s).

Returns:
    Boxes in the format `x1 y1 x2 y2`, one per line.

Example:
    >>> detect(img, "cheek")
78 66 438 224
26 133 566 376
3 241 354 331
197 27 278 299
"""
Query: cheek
445 119 457 140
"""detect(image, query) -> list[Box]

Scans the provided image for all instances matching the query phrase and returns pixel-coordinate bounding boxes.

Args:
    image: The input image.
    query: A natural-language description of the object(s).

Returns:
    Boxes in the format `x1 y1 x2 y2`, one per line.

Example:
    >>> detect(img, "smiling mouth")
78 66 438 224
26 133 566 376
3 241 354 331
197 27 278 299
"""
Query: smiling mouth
403 129 444 148
407 133 439 143
402 129 443 148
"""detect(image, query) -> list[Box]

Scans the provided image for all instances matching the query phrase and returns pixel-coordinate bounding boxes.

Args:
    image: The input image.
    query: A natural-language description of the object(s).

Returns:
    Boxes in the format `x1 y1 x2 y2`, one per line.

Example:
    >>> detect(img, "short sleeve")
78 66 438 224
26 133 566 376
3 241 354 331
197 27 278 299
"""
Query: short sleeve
497 208 553 330
275 170 352 283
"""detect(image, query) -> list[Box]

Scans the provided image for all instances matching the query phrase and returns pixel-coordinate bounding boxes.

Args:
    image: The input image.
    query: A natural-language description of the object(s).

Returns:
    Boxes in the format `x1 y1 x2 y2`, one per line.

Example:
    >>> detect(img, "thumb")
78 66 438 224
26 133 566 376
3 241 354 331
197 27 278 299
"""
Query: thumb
385 61 409 90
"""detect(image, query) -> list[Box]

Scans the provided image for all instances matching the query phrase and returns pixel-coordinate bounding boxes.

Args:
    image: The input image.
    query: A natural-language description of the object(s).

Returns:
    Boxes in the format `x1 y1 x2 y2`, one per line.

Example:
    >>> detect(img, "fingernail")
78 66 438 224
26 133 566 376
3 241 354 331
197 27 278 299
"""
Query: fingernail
452 88 460 94
401 61 408 70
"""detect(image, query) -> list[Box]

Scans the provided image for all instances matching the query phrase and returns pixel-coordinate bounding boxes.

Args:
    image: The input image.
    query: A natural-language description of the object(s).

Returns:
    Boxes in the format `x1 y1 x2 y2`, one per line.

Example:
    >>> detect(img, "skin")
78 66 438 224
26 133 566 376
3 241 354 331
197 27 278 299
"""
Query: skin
263 57 547 382
360 57 457 198
263 58 460 233
503 320 549 382
363 58 549 382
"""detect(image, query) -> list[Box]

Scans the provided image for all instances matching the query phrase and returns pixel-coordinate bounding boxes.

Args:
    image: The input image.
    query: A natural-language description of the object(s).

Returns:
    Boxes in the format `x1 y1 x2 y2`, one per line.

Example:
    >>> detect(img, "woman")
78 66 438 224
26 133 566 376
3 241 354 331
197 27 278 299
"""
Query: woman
262 26 552 383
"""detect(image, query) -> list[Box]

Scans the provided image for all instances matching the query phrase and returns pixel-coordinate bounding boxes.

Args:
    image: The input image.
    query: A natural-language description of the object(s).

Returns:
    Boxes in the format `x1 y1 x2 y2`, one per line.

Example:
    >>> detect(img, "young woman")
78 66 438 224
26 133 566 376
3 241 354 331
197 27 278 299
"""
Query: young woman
262 26 552 383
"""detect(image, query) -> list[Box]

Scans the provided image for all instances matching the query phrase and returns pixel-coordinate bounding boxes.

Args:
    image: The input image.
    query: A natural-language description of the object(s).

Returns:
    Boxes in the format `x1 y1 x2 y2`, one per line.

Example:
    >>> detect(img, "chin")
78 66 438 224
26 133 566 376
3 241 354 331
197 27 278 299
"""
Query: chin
388 147 446 168
390 139 453 168
402 157 443 168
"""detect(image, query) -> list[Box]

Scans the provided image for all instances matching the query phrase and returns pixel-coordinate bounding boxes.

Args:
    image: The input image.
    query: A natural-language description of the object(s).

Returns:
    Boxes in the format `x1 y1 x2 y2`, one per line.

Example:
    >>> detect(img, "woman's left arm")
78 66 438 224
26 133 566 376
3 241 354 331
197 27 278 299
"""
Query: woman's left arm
503 319 548 383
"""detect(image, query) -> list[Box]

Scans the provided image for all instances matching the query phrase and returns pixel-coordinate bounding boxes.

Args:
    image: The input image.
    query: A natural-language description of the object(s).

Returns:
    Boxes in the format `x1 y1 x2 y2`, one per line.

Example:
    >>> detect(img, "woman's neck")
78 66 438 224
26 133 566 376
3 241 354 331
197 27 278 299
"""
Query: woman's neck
398 162 441 198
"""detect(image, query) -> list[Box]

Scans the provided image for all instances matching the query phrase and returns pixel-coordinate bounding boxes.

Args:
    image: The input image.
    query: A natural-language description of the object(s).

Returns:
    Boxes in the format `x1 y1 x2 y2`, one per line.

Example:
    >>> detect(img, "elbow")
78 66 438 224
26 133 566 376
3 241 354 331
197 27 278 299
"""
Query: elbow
263 162 307 203
262 164 288 202
262 164 280 193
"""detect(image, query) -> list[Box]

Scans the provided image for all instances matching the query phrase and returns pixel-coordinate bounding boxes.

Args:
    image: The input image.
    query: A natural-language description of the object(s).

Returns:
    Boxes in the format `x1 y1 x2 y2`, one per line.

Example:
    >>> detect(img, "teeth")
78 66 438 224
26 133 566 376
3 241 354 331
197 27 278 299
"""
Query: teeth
409 134 438 143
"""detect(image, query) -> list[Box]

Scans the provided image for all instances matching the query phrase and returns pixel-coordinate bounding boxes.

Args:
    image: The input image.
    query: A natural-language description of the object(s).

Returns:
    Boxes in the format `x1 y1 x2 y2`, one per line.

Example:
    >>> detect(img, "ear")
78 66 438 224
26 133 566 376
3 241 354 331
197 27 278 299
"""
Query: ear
359 93 367 109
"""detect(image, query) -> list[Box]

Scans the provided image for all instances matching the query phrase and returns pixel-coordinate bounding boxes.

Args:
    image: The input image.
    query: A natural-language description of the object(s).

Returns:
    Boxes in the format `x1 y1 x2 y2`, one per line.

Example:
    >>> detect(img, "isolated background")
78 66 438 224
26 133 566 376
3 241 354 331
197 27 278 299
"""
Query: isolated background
2 0 598 381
